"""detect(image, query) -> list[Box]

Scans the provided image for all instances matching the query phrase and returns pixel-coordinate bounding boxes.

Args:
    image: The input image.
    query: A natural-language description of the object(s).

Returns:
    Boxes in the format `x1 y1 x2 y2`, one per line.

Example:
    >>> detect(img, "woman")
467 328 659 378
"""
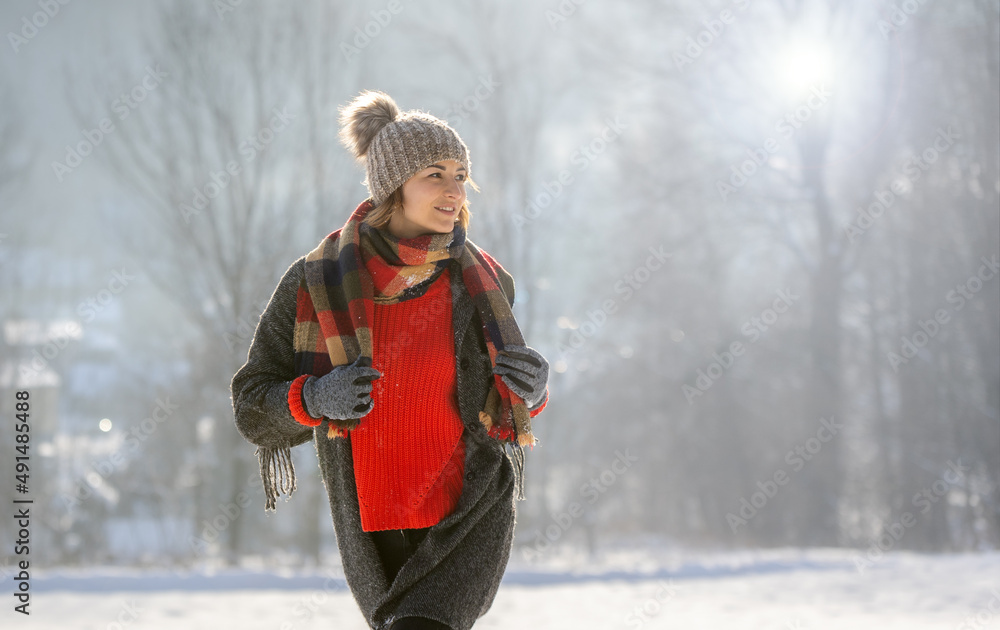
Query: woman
231 90 550 630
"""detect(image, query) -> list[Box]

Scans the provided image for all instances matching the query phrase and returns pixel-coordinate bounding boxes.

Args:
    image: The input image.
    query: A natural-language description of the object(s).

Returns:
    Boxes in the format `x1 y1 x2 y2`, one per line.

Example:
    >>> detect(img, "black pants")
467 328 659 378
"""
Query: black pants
370 527 453 630
370 526 432 584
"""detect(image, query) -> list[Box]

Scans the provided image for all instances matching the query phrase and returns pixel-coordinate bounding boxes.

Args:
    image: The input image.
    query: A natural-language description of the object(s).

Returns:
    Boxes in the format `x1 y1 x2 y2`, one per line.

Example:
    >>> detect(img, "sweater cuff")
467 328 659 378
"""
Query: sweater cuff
528 387 548 418
288 375 322 427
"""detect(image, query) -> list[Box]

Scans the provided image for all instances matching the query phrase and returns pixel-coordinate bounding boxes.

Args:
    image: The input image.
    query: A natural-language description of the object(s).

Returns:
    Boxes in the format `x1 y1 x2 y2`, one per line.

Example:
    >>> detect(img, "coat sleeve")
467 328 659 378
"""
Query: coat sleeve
231 256 314 452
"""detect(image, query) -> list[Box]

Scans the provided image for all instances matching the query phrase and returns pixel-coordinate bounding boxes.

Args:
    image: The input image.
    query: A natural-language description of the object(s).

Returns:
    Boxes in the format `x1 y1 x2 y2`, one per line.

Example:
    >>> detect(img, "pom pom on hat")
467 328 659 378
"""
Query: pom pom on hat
338 90 400 160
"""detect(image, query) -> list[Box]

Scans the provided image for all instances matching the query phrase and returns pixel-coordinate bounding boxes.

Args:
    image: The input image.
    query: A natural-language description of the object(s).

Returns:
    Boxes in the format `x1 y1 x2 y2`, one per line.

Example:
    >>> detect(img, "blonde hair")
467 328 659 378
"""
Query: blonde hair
363 176 479 232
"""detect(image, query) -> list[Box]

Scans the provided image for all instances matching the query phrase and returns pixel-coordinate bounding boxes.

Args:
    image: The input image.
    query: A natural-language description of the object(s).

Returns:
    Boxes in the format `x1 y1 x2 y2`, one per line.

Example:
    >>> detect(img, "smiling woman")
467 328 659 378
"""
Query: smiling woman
231 90 550 630
364 160 480 240
390 161 468 238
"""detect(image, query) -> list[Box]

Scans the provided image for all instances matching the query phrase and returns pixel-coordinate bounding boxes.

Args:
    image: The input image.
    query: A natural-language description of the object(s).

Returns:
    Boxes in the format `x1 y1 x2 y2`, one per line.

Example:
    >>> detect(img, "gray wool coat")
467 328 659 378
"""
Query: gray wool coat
231 255 523 630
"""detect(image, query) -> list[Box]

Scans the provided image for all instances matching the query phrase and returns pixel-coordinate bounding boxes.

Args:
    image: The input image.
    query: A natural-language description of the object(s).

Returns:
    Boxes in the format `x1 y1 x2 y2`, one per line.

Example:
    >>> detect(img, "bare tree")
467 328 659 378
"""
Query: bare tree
64 0 360 563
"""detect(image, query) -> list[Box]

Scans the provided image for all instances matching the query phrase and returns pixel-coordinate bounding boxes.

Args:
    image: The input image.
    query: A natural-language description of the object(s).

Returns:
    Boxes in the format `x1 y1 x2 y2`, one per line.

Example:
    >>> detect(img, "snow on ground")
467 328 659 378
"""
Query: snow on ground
15 545 1000 629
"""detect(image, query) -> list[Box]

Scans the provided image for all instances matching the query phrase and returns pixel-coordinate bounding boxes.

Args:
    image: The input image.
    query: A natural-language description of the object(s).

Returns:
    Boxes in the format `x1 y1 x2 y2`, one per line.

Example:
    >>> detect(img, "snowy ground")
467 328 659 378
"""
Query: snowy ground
13 545 1000 629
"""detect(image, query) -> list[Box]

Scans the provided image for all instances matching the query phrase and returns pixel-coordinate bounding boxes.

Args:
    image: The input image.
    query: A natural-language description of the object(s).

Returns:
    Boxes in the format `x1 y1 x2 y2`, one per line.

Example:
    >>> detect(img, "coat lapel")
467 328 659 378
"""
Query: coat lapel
450 260 476 358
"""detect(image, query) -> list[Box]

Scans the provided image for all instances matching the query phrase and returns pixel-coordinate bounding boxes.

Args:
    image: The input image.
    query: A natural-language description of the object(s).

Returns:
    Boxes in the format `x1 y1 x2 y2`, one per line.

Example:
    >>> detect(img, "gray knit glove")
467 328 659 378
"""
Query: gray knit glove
493 345 549 409
302 358 382 422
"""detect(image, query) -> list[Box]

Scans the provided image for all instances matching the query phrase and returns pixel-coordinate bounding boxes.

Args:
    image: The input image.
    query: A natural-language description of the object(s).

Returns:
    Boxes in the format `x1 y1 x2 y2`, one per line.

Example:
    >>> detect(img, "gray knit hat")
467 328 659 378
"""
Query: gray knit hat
338 90 471 206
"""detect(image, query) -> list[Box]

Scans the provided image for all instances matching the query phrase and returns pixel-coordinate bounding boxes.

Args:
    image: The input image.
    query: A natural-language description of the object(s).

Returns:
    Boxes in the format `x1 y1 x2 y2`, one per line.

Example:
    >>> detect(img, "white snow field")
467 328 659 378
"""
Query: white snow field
20 546 1000 629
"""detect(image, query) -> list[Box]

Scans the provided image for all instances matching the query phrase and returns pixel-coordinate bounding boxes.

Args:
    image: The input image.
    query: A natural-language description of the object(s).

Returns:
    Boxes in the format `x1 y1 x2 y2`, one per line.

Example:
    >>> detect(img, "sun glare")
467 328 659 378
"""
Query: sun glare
776 39 835 100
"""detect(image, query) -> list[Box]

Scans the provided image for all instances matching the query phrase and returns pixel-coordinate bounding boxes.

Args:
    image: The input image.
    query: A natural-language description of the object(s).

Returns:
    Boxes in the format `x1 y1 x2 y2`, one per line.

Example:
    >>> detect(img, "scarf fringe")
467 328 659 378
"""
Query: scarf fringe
505 442 527 501
257 446 296 511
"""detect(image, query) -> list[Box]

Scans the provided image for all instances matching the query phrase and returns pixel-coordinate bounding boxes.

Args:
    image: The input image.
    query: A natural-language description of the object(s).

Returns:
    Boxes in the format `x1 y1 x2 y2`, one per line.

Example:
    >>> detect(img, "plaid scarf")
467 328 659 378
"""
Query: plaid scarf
291 200 535 487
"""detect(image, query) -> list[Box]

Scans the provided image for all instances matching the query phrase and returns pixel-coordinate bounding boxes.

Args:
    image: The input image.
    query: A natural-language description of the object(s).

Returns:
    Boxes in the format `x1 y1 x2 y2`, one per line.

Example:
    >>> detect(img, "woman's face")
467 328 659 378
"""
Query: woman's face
387 160 467 239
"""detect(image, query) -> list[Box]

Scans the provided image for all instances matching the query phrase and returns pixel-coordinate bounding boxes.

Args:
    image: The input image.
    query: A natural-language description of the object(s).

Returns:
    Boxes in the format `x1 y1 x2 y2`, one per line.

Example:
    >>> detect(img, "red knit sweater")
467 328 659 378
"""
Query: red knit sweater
287 265 550 531
352 267 466 531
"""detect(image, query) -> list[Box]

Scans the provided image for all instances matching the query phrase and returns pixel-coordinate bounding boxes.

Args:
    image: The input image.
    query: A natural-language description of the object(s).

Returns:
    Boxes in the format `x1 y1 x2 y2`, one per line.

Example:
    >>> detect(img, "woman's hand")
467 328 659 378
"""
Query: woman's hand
302 358 382 421
493 345 549 409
